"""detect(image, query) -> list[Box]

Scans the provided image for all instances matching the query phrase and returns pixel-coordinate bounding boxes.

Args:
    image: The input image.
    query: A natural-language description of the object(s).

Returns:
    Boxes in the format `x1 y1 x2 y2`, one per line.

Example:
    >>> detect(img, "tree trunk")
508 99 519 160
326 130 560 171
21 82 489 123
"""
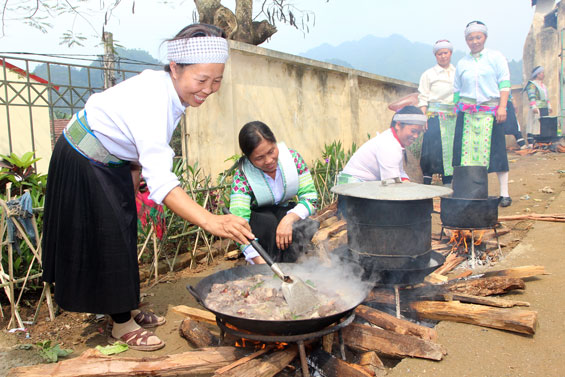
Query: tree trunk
234 0 253 43
195 0 222 25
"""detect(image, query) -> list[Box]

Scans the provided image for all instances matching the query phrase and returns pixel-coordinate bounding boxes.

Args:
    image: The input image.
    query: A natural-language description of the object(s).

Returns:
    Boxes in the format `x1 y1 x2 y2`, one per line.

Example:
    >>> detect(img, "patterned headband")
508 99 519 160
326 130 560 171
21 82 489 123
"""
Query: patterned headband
531 66 544 79
433 40 453 55
465 22 488 37
167 36 229 64
393 113 427 126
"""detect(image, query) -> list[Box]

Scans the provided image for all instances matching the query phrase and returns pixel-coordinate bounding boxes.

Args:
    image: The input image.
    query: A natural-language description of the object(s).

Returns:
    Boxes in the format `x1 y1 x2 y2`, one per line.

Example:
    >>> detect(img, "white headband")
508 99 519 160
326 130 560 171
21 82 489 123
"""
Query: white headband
465 22 488 37
167 36 229 64
393 113 428 126
433 40 453 55
531 66 544 79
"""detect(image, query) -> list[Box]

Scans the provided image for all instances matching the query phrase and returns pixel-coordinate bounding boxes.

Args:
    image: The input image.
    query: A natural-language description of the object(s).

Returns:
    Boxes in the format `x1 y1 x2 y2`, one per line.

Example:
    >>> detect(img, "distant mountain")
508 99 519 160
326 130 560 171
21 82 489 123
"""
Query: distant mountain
299 34 523 85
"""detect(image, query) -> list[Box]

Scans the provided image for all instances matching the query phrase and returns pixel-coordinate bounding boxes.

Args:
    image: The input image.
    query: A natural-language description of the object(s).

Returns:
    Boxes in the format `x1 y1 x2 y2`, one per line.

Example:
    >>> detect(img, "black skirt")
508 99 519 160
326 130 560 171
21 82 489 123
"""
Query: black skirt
249 204 319 263
502 101 522 137
452 112 509 173
42 137 139 314
420 116 445 176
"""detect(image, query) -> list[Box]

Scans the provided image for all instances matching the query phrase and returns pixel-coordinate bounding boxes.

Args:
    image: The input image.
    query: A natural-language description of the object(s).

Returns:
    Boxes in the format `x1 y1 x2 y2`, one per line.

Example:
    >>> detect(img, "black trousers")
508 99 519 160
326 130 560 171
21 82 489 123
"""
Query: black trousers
249 204 319 263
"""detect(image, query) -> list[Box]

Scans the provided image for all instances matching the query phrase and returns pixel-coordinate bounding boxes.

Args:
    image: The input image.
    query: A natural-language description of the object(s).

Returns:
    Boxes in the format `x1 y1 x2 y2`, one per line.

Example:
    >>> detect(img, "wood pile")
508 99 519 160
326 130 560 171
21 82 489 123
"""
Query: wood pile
9 203 550 376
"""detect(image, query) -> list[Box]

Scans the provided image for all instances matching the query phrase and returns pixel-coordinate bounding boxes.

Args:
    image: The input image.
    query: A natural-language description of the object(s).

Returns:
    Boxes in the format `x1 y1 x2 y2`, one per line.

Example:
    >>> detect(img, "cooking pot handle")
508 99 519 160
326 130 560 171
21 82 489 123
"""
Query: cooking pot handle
187 285 205 307
381 177 403 186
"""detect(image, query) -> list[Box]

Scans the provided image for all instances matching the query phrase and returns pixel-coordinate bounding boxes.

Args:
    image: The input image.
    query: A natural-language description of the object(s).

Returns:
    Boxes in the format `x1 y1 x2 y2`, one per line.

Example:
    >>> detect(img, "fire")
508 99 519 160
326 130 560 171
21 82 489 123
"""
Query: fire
234 339 287 350
448 230 485 253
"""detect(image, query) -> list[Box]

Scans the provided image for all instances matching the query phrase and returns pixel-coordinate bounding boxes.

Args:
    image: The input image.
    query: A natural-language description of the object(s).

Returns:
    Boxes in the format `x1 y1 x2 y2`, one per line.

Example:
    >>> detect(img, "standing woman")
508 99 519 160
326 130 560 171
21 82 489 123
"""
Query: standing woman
229 121 318 264
41 24 254 351
453 21 513 207
525 65 552 144
418 39 457 185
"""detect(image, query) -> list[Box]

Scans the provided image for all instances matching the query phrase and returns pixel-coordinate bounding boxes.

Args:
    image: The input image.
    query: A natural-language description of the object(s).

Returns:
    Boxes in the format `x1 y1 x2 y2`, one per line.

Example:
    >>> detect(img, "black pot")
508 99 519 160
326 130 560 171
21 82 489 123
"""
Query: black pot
340 196 432 269
452 166 488 199
440 196 500 228
540 116 558 137
333 246 445 285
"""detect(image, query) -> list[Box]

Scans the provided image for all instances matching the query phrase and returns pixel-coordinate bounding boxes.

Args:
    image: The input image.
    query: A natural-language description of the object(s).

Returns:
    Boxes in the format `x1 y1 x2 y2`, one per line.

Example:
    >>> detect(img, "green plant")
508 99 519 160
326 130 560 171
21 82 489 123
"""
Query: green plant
0 152 47 197
36 340 73 363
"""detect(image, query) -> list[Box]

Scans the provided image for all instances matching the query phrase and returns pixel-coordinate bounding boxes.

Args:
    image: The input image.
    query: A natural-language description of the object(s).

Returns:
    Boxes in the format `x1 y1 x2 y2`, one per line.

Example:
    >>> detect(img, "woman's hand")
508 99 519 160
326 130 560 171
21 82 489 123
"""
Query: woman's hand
204 214 254 246
276 213 300 250
163 187 254 245
496 107 507 123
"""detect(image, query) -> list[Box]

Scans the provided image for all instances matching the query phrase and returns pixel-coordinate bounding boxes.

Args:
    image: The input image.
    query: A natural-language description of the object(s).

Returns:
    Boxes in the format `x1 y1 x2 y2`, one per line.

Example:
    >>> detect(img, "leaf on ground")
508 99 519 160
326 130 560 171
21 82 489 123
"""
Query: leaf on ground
96 342 129 355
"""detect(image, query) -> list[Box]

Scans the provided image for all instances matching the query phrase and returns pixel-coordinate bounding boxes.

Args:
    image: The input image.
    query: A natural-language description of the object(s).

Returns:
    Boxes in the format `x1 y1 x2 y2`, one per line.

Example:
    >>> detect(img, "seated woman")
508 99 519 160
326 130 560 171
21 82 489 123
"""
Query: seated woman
229 121 319 264
338 106 427 184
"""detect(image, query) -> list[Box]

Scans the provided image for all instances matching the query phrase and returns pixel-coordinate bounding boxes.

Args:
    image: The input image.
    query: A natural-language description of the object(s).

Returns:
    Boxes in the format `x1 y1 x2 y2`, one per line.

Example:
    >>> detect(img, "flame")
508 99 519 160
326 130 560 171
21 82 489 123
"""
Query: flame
234 338 287 350
448 230 485 253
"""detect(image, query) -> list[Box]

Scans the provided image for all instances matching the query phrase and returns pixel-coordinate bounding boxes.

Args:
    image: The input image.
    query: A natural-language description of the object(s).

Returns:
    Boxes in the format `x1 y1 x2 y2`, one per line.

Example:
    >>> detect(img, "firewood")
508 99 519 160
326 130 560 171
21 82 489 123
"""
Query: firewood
322 333 335 353
213 346 298 377
441 293 530 308
312 219 347 245
343 323 446 360
410 301 538 335
358 351 385 374
214 346 274 375
311 202 338 222
448 269 473 281
225 250 239 260
355 305 437 341
172 305 216 325
425 272 449 284
327 229 348 251
320 215 339 228
498 213 565 222
480 265 548 279
446 276 525 296
433 253 465 275
307 348 375 377
180 317 218 347
8 347 246 376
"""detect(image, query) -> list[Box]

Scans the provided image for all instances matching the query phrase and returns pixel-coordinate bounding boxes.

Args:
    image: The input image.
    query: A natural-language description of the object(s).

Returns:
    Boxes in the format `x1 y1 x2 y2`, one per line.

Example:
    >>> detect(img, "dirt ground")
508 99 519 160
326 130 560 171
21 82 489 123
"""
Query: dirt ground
0 149 564 377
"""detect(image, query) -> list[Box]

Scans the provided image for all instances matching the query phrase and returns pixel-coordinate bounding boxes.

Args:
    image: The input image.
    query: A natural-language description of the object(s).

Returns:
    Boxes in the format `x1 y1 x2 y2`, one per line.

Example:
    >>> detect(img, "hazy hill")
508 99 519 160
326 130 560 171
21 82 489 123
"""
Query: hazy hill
299 34 523 85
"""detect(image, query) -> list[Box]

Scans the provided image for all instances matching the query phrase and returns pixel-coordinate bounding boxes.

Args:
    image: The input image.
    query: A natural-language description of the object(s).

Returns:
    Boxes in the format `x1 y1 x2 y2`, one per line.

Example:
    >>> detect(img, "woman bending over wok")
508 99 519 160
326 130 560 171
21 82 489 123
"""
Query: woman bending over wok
41 24 253 352
229 121 319 265
337 106 427 184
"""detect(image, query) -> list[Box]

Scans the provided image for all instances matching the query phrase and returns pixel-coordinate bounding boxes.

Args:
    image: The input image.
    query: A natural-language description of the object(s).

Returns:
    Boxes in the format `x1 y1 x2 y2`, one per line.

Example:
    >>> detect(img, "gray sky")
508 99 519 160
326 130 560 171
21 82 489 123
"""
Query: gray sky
0 0 537 64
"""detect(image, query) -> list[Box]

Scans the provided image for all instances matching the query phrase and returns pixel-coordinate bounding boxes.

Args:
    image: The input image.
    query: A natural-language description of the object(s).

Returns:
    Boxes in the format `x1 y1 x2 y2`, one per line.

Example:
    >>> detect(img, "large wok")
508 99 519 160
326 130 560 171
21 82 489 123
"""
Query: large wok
187 264 367 336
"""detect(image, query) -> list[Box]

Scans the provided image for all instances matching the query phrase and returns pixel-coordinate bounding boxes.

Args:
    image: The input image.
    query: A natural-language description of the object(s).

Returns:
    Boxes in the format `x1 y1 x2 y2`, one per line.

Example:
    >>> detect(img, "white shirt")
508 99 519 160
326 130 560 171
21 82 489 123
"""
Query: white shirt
342 128 408 182
417 64 455 107
85 70 186 204
453 49 511 104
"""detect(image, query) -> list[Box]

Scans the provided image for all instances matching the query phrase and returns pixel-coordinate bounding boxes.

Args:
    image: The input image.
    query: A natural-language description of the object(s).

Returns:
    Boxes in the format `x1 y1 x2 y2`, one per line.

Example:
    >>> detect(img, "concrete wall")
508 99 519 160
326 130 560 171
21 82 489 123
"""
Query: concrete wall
184 40 417 176
0 68 52 174
522 1 562 134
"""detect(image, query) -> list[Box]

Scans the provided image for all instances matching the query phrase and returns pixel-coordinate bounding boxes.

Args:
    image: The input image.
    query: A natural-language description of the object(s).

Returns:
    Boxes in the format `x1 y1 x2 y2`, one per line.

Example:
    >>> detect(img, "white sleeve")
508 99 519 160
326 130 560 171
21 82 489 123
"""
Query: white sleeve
417 71 431 108
288 203 310 220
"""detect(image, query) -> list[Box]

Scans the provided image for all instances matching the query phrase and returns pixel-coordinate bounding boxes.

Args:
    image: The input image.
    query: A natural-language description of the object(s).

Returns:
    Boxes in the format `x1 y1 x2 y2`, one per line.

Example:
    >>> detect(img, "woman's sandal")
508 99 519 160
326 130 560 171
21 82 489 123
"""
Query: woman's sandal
109 327 165 351
133 310 166 328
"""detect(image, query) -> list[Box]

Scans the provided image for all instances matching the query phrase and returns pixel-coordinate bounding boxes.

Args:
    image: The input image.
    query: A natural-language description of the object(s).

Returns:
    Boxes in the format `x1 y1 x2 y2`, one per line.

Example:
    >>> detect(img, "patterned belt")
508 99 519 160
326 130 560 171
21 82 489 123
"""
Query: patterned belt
63 110 127 167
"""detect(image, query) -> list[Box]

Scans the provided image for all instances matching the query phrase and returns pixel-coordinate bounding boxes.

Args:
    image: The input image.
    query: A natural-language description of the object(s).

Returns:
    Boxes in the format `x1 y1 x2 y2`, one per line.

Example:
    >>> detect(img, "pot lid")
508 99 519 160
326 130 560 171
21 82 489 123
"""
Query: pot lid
331 180 452 201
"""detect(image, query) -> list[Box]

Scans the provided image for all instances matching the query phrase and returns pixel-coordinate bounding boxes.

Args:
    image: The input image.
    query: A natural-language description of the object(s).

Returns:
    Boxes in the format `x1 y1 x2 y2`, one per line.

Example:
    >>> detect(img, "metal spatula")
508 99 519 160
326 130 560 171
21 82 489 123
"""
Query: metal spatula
249 238 320 315
221 208 319 315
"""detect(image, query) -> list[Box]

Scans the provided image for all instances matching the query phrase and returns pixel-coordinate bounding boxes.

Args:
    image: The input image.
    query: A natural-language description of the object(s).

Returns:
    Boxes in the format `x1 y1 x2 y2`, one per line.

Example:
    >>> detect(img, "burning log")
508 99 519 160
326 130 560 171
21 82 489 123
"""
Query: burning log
212 346 298 377
355 305 437 341
172 305 216 325
307 348 375 377
343 323 446 361
180 317 218 347
214 346 274 375
8 347 247 377
410 301 538 335
433 254 466 275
